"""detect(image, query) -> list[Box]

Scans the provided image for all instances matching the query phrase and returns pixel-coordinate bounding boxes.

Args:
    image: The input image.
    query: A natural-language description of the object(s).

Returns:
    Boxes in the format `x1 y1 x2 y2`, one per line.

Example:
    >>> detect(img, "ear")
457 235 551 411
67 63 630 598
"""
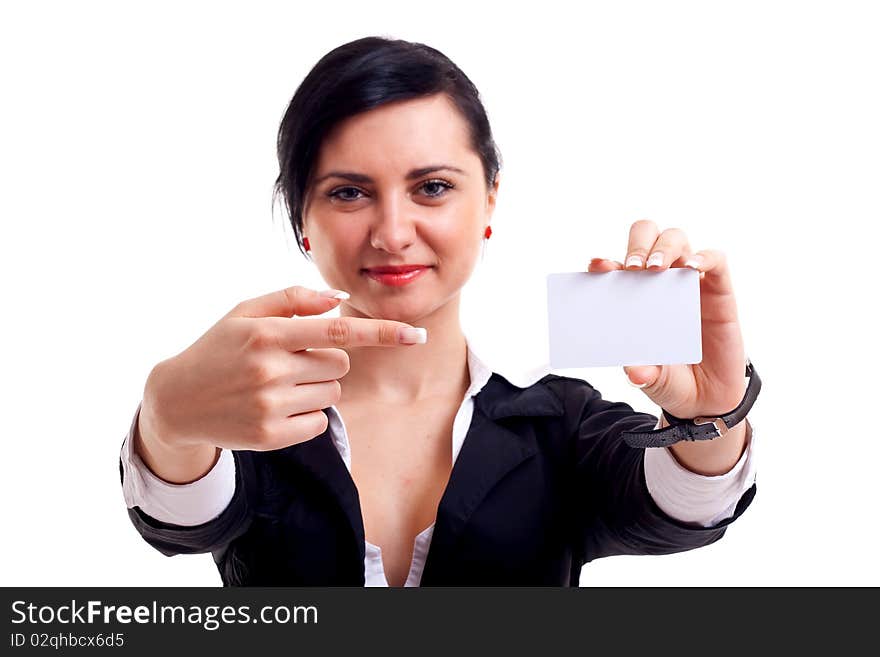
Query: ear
301 199 313 236
486 172 500 216
301 182 317 232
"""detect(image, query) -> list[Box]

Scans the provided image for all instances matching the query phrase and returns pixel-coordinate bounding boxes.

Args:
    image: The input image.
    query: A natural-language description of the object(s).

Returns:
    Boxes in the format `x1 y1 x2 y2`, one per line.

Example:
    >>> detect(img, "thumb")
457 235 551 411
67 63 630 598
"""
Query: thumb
227 285 350 319
623 365 662 389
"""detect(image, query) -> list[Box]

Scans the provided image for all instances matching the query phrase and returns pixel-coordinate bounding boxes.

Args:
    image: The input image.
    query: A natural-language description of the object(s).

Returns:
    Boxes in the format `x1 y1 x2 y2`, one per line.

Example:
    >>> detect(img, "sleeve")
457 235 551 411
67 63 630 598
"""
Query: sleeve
562 380 757 565
119 402 256 556
120 404 236 526
644 417 757 527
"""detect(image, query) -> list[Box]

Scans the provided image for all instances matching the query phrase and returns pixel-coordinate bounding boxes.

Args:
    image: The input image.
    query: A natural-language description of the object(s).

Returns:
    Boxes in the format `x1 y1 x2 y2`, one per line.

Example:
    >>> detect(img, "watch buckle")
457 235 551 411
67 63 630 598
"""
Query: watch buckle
693 416 729 438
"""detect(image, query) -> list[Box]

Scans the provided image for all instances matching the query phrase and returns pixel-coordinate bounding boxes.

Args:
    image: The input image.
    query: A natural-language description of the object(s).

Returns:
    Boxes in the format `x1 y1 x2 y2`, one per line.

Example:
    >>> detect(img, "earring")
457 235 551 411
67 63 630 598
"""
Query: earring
484 225 492 239
303 237 311 252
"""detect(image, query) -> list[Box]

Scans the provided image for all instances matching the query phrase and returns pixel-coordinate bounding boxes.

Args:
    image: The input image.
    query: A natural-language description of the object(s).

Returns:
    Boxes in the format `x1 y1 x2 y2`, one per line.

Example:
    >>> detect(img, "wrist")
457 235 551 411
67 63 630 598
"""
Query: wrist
134 410 221 485
141 362 208 453
622 359 761 450
666 415 750 476
136 368 220 484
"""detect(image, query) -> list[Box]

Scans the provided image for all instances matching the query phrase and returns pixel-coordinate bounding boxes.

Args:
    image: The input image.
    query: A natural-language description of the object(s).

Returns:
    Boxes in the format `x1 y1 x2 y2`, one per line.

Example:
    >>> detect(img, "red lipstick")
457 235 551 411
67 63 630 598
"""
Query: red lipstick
363 265 432 287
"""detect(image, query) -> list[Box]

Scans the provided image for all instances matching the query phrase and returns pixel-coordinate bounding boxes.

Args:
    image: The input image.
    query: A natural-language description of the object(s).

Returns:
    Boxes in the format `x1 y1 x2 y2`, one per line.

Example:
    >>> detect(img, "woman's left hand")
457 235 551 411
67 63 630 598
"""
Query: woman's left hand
587 219 747 420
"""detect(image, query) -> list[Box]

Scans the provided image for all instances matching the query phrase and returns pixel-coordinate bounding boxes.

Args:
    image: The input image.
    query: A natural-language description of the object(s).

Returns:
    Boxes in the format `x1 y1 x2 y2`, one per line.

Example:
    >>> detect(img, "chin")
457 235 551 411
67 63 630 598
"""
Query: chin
366 300 431 323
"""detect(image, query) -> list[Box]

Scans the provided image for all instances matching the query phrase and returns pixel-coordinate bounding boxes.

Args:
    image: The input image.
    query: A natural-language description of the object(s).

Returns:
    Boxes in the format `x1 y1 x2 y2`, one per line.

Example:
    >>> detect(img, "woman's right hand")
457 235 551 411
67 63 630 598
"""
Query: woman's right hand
135 285 425 481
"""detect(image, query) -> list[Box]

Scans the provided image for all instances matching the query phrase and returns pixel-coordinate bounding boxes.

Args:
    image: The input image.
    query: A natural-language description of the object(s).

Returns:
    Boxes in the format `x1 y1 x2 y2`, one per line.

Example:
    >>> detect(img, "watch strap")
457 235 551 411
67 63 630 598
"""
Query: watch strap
621 359 761 448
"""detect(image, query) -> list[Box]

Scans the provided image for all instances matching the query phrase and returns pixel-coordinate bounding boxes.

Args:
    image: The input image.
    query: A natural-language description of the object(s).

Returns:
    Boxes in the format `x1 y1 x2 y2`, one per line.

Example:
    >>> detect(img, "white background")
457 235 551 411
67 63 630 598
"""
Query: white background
2 0 877 586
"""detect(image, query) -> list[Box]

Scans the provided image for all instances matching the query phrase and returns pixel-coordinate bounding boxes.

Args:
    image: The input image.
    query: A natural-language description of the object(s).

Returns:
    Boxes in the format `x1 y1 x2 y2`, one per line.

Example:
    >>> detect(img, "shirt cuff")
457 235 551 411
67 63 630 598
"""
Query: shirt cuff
643 416 757 528
120 402 237 526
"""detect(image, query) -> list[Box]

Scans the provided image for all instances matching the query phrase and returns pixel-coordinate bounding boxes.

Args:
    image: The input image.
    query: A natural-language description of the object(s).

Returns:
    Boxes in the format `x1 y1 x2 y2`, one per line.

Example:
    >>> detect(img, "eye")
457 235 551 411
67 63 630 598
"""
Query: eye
419 179 455 198
327 186 367 202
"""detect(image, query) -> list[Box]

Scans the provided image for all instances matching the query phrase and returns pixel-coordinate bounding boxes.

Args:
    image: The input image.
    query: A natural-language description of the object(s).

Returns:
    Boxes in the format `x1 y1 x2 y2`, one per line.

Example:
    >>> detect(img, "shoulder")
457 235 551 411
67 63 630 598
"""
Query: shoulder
478 368 657 441
474 369 602 424
535 372 602 405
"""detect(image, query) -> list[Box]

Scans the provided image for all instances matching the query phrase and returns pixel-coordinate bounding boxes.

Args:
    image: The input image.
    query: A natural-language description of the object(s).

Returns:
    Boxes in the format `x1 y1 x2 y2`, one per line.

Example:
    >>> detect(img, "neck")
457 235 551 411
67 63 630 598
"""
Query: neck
337 294 470 404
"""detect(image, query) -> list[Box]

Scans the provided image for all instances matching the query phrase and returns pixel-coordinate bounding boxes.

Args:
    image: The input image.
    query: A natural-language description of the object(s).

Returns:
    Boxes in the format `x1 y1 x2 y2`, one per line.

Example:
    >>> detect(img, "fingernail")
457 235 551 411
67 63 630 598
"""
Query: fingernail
684 256 702 270
646 252 664 268
398 327 427 344
320 289 350 300
625 255 643 268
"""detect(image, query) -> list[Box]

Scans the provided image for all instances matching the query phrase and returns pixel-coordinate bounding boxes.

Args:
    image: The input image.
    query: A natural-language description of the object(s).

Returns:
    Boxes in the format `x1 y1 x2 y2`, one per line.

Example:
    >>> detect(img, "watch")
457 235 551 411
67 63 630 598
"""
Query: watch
621 359 761 448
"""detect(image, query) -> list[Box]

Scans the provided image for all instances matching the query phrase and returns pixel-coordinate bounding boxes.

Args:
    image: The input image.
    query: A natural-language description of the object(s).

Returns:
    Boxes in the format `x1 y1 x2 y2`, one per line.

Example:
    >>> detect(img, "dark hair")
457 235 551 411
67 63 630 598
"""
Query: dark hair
273 36 502 258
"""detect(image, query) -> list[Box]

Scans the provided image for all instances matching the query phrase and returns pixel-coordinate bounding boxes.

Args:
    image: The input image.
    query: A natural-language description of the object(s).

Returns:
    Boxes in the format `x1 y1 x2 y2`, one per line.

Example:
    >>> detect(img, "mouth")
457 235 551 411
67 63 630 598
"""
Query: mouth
362 265 433 287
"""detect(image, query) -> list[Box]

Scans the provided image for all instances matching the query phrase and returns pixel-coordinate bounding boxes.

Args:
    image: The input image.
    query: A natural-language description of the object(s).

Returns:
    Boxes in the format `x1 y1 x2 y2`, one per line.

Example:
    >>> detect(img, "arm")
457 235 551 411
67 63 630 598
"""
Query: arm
119 402 254 556
121 402 237 526
644 416 757 527
563 379 756 565
135 363 223 484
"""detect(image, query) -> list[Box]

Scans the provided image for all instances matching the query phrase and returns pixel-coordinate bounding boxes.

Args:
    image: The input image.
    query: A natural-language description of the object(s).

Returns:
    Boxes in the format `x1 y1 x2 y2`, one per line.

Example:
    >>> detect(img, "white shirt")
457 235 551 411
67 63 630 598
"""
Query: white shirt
120 342 756 586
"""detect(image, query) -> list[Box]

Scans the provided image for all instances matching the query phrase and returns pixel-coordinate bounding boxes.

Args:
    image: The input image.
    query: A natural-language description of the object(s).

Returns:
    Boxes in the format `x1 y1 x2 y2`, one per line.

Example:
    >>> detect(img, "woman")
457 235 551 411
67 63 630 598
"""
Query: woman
119 36 758 586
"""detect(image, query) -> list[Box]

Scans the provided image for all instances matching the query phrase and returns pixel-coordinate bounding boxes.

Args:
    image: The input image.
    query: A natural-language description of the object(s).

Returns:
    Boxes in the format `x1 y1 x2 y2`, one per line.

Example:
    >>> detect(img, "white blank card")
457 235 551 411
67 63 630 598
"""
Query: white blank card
546 268 702 368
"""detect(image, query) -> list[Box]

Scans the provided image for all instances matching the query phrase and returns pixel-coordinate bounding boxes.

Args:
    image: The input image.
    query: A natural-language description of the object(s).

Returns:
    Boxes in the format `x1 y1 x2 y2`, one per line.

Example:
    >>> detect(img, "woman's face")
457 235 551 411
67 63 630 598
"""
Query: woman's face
302 93 498 325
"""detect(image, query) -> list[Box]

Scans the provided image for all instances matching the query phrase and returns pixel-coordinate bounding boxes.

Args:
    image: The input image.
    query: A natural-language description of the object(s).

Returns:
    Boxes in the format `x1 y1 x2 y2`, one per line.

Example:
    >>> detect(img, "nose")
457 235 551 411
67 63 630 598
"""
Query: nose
369 192 417 254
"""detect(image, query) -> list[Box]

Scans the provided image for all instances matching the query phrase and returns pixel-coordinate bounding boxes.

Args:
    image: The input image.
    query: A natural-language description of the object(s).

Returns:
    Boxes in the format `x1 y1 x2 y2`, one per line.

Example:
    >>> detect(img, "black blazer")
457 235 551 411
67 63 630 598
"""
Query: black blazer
120 371 756 586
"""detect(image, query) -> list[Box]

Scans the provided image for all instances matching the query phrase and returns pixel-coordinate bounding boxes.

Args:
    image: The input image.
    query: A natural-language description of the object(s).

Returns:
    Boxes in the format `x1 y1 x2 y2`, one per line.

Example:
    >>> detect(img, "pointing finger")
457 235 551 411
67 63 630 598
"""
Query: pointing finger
263 316 428 352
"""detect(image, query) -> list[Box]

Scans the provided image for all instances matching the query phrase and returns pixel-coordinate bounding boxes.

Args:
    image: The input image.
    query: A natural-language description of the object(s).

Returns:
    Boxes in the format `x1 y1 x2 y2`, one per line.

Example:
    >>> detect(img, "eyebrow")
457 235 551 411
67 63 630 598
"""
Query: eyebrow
312 165 467 186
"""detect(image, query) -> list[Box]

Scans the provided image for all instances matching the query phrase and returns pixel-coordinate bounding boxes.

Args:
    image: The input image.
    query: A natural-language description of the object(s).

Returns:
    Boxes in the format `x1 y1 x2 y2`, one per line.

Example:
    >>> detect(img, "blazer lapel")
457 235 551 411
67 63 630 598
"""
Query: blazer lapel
423 373 565 579
277 426 366 574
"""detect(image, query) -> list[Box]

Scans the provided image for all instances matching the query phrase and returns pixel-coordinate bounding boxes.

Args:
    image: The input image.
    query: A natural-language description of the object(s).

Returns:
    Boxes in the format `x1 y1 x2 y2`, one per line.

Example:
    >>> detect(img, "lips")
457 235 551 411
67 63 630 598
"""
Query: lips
363 265 432 287
363 265 431 274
